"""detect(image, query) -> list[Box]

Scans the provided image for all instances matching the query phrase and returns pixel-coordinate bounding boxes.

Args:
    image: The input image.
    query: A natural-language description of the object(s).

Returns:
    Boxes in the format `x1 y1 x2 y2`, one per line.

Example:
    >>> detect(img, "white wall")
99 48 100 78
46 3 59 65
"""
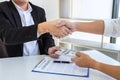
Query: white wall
30 0 59 21
72 0 113 19
60 0 113 20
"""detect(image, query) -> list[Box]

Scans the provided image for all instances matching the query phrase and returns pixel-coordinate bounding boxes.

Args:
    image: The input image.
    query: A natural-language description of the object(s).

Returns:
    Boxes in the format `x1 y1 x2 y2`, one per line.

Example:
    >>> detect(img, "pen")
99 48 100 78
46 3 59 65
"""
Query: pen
53 60 71 64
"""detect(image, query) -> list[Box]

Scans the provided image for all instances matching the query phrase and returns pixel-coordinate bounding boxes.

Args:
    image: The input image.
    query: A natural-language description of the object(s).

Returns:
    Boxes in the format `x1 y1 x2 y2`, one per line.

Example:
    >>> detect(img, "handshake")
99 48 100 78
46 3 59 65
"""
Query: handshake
37 20 76 38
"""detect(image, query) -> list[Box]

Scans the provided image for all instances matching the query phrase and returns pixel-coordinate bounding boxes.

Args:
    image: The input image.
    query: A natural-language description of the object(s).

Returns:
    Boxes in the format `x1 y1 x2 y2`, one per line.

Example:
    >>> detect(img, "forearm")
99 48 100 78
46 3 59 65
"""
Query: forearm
74 20 104 35
72 52 120 79
37 22 49 35
38 21 72 38
0 25 37 45
92 61 120 80
41 33 55 53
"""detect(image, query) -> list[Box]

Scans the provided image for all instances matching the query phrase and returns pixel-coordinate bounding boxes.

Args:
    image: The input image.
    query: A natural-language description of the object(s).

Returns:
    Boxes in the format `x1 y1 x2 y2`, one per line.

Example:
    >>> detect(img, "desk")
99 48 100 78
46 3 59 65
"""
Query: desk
0 50 120 80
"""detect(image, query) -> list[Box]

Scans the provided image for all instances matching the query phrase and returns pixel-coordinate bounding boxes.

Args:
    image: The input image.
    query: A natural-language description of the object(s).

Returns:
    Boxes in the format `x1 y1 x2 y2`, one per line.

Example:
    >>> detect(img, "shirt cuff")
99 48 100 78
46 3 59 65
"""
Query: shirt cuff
103 19 113 36
37 32 40 38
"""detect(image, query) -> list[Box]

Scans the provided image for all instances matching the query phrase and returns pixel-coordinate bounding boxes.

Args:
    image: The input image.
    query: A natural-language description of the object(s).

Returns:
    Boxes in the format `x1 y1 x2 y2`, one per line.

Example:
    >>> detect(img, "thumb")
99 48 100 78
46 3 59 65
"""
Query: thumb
54 46 61 50
76 52 83 57
71 57 78 62
56 20 66 27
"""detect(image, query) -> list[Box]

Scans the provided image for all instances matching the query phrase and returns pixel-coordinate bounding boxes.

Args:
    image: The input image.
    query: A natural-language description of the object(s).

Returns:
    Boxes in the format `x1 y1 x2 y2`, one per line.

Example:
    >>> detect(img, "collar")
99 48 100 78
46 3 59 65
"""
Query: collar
12 0 32 13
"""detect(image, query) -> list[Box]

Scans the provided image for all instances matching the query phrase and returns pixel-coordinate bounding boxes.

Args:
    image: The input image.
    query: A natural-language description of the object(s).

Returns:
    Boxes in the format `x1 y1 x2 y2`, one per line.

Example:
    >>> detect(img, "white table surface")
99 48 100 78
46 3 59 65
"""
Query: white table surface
0 50 120 80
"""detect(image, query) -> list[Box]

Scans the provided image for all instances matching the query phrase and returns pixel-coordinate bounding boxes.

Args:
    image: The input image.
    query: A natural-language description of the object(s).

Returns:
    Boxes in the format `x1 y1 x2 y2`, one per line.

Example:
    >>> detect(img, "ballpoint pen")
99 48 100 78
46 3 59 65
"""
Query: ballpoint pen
53 60 72 64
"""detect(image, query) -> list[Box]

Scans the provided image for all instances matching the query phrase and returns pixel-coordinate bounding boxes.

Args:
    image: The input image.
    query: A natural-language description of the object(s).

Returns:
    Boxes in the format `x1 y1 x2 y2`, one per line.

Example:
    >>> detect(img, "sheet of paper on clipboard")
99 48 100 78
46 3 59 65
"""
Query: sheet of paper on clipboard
32 56 89 77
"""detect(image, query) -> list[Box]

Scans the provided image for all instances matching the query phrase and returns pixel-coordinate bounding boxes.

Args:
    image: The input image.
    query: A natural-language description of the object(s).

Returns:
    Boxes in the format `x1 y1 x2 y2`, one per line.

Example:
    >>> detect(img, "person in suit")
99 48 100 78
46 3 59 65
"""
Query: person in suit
56 19 120 79
0 0 71 57
0 39 8 58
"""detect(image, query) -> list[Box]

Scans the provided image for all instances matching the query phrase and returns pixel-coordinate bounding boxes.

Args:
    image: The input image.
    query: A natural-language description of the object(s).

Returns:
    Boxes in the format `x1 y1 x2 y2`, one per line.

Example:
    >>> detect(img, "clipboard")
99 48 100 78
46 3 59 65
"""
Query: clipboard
32 56 89 77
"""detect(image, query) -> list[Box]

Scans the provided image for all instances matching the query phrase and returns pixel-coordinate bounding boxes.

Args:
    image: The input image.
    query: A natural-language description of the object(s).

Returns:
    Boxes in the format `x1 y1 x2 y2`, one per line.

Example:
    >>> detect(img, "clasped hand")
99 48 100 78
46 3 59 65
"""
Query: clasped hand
38 20 75 38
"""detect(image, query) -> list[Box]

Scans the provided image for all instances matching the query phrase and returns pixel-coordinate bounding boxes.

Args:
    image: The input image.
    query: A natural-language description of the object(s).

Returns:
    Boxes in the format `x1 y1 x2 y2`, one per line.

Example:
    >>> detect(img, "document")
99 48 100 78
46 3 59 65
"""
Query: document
32 56 89 77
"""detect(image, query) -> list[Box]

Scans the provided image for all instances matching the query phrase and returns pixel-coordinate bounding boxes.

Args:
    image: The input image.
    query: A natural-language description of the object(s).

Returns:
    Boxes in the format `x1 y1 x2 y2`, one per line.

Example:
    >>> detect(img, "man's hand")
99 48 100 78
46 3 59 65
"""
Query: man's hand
56 20 77 32
71 52 97 68
38 20 72 38
48 46 61 58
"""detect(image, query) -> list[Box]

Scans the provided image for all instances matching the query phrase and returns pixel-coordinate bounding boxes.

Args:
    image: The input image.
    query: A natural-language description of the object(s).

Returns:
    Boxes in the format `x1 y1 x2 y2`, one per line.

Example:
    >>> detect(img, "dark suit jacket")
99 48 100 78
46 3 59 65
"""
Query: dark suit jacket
0 39 8 58
0 1 55 57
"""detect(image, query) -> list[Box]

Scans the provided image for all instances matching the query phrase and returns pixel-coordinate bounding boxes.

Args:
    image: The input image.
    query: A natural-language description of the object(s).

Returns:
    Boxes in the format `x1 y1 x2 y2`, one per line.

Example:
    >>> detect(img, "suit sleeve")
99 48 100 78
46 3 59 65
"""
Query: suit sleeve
0 7 38 45
37 8 55 54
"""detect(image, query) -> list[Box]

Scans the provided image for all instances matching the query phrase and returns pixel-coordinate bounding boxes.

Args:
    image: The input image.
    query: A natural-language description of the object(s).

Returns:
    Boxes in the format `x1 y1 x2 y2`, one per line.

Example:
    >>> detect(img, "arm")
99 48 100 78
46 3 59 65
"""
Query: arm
37 20 71 38
57 20 105 35
71 52 120 80
0 39 8 58
58 19 120 37
39 33 55 54
0 2 39 45
0 10 38 45
74 20 104 35
94 62 120 80
0 9 71 45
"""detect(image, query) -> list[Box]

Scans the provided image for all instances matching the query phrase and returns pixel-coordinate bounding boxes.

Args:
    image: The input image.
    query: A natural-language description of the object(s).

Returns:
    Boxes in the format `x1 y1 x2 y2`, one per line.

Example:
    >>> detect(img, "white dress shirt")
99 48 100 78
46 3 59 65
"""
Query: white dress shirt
12 1 39 56
104 18 120 37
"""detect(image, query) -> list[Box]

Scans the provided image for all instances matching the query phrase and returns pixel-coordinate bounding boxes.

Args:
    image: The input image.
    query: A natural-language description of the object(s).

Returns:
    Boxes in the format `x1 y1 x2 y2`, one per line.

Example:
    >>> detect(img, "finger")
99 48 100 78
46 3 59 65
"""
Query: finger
54 55 59 58
64 27 72 34
54 27 69 38
60 33 68 38
52 31 61 38
53 29 68 38
54 34 62 39
71 57 78 62
53 34 61 38
56 46 61 50
54 35 60 39
53 46 61 51
56 31 67 38
56 20 66 27
76 52 87 57
49 53 59 58
76 52 83 57
50 33 60 39
59 28 70 37
55 46 61 49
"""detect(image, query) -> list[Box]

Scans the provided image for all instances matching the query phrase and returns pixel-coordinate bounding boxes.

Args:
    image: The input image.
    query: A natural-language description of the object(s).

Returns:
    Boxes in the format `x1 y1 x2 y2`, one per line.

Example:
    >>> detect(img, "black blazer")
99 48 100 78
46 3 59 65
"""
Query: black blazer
0 1 55 57
0 39 8 58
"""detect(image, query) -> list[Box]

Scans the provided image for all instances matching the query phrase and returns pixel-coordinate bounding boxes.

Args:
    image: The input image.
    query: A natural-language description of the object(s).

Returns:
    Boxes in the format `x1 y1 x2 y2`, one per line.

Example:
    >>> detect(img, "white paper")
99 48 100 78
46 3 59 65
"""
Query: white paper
32 56 89 77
